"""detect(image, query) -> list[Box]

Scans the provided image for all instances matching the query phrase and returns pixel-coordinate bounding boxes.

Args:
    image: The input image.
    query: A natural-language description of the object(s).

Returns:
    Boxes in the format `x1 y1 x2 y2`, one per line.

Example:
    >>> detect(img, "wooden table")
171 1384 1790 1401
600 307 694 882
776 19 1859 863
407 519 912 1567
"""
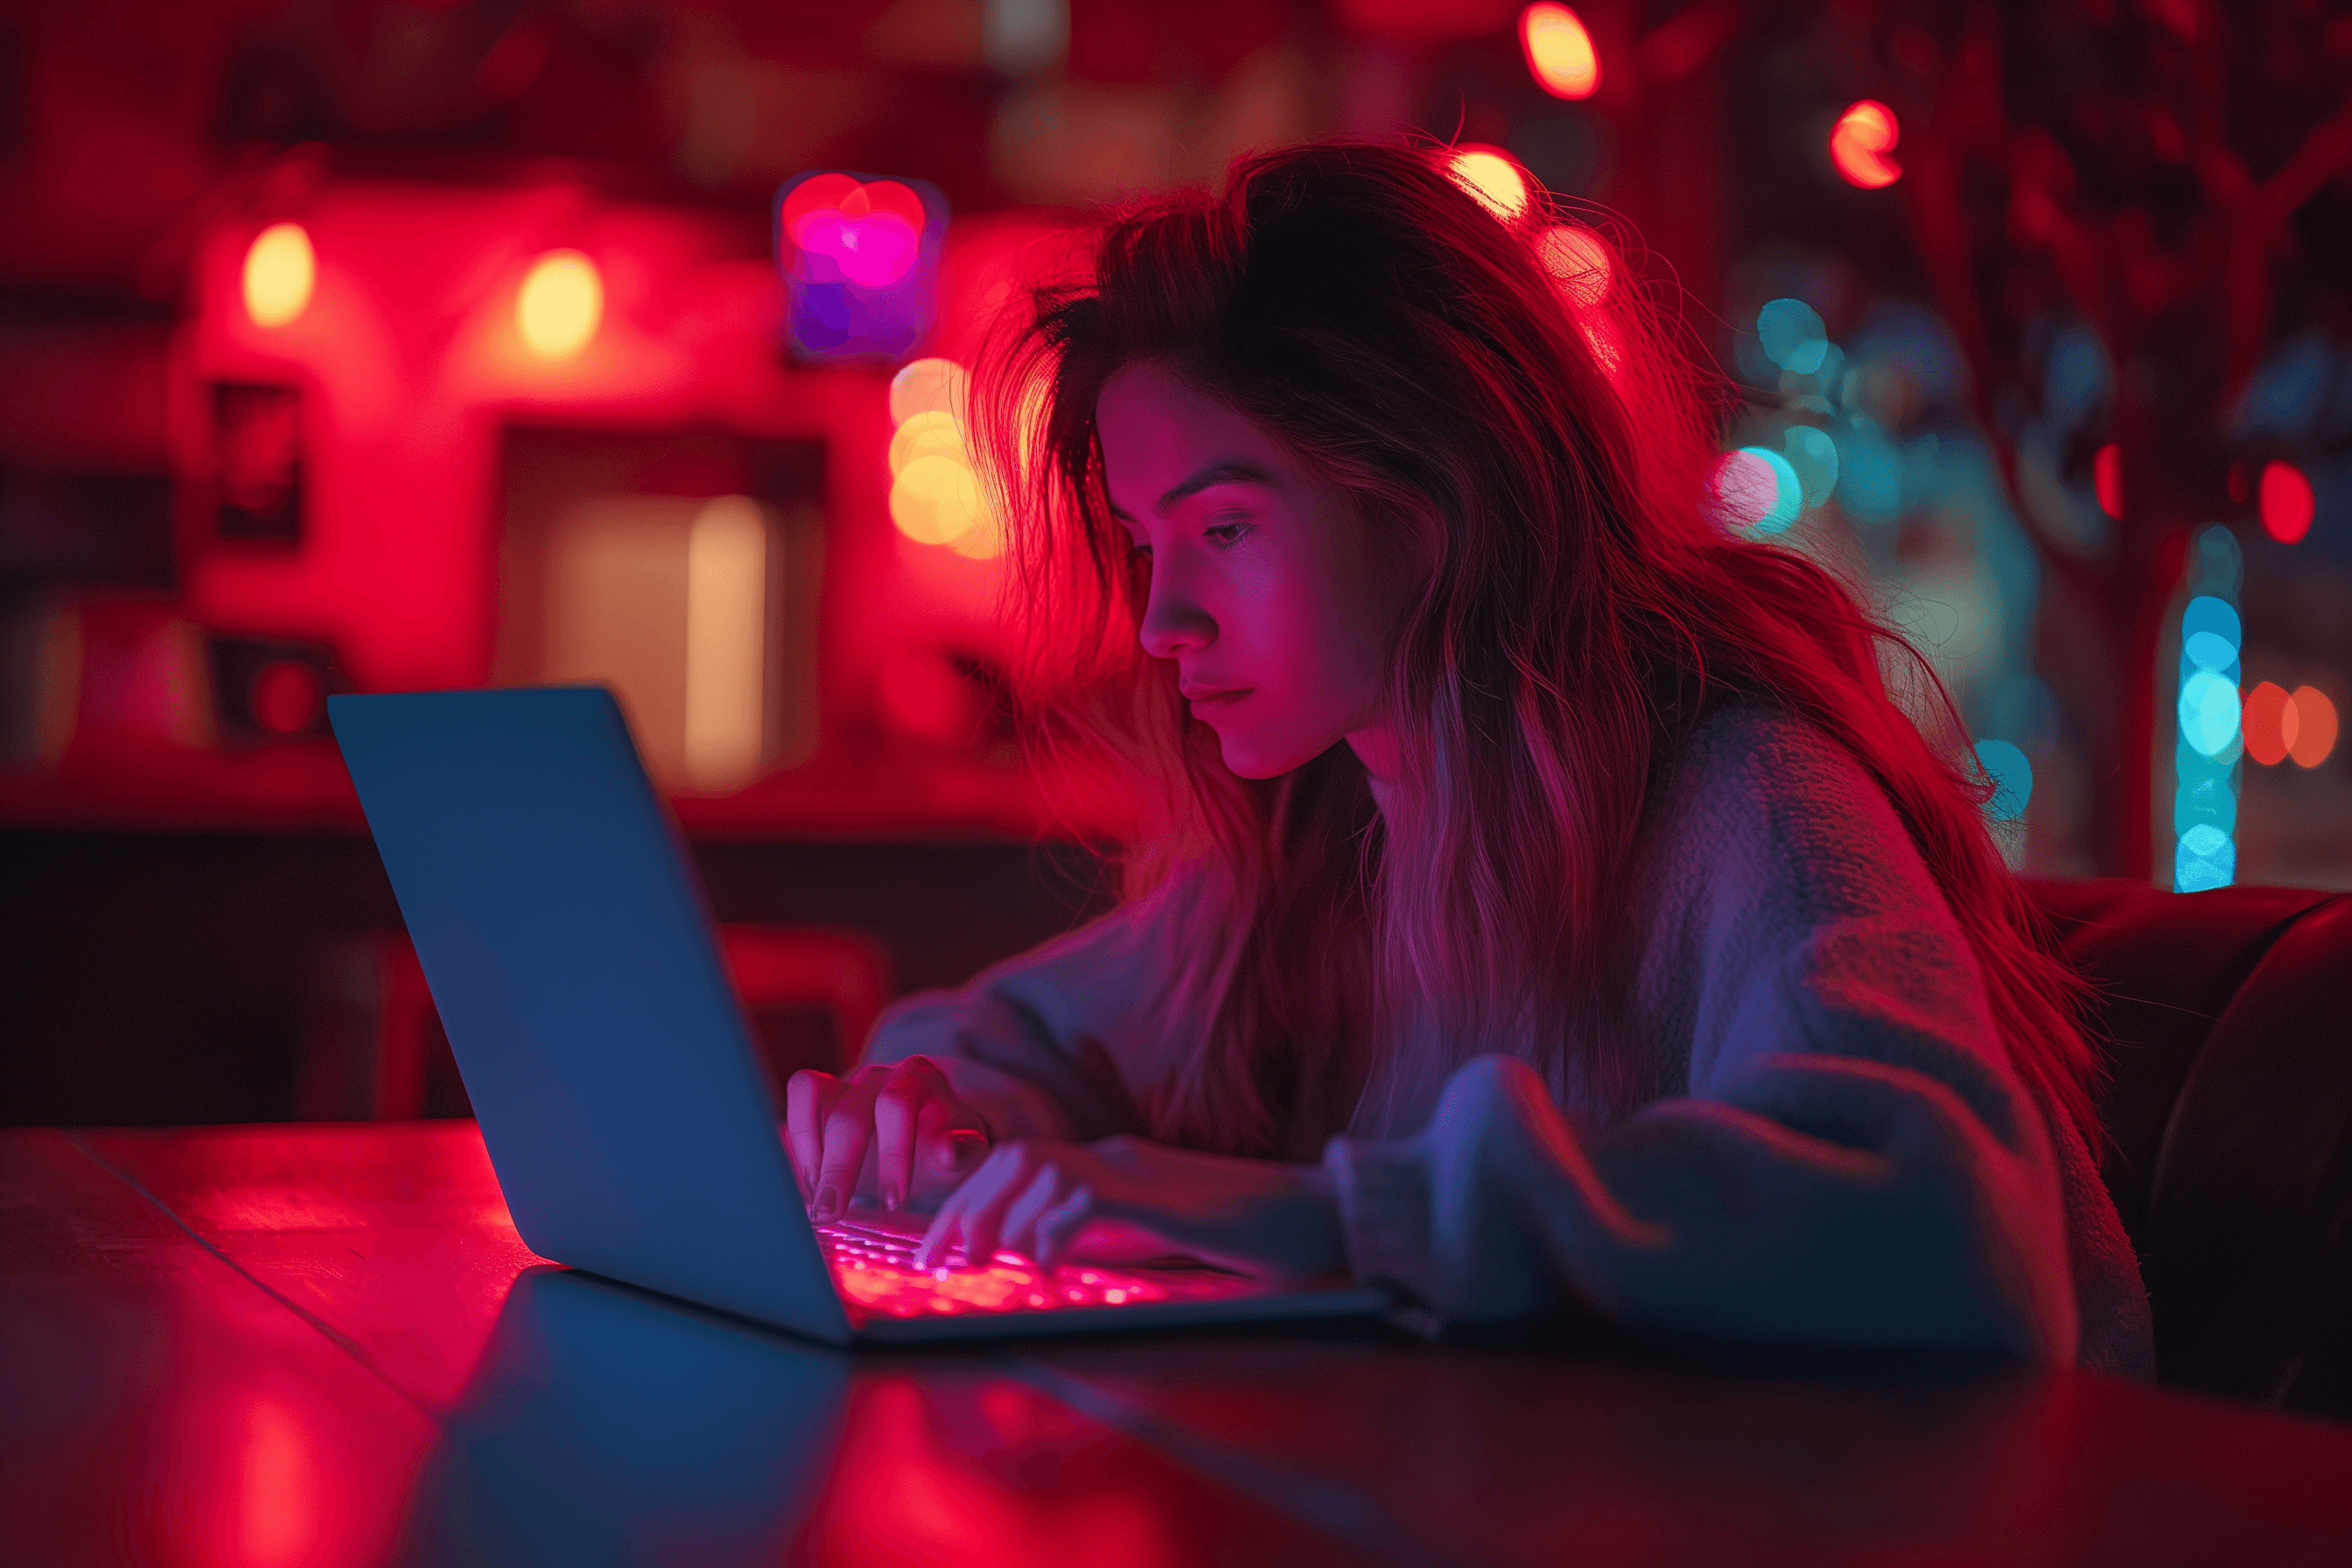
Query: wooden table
5 1123 2349 1566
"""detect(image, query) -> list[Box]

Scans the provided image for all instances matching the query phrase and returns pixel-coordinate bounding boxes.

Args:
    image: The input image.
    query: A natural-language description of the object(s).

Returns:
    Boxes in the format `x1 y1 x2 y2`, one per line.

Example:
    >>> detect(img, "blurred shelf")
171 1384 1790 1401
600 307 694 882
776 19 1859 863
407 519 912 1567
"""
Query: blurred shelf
0 737 1123 844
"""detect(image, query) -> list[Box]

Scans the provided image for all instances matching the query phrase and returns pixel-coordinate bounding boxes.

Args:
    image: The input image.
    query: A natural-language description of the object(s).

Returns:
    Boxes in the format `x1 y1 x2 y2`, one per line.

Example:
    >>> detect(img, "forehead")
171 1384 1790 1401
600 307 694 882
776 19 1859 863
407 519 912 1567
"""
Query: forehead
1096 362 1284 495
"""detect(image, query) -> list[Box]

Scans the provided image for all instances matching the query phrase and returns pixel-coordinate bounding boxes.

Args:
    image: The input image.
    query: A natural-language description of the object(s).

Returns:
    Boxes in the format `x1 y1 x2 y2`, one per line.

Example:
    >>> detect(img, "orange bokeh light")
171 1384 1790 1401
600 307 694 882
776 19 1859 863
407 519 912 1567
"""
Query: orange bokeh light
1540 225 1613 306
516 249 603 359
1830 101 1902 189
1520 4 1600 100
2244 680 2342 768
2289 685 2338 768
242 222 317 327
1449 145 1531 220
2259 459 2314 543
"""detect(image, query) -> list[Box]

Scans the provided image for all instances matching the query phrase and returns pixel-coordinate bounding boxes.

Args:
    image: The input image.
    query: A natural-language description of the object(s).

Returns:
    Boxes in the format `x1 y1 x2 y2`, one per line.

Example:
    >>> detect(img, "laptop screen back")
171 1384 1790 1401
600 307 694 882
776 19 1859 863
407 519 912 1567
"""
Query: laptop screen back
330 687 848 1340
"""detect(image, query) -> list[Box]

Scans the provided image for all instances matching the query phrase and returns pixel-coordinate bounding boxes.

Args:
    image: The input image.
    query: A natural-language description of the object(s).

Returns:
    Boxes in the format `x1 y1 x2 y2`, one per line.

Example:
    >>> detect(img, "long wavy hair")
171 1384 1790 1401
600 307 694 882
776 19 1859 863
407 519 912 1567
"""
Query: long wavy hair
970 141 2099 1164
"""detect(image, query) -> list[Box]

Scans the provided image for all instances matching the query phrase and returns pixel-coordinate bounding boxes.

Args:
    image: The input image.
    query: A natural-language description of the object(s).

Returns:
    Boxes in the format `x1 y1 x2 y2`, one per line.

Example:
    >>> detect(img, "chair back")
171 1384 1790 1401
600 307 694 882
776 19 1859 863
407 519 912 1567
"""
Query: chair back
2029 878 2352 1420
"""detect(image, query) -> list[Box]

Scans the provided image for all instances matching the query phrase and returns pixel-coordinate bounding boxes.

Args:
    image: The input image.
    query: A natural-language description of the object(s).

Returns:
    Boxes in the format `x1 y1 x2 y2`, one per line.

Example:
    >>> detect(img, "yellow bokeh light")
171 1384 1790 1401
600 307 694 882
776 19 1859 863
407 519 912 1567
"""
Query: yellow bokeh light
889 357 970 427
891 454 987 546
1449 149 1530 221
888 410 967 474
1521 4 1600 101
1540 226 1613 306
944 505 1004 558
517 249 603 359
242 222 316 328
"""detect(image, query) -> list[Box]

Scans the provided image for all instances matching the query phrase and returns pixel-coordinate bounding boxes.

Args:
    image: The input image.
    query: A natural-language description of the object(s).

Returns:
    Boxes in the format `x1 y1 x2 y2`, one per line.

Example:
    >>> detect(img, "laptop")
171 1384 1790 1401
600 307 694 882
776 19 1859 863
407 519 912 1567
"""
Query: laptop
329 685 1393 1344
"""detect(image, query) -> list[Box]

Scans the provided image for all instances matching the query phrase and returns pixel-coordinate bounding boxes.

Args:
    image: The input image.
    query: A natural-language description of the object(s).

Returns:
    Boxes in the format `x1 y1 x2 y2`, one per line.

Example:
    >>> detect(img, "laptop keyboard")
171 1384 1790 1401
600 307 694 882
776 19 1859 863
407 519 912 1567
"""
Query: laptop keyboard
817 1216 1254 1320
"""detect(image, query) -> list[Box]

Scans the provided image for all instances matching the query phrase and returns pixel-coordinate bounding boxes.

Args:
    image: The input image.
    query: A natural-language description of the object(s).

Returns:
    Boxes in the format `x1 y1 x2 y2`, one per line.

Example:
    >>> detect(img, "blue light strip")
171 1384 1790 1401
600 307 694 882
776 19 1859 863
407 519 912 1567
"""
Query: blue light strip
2173 526 2243 892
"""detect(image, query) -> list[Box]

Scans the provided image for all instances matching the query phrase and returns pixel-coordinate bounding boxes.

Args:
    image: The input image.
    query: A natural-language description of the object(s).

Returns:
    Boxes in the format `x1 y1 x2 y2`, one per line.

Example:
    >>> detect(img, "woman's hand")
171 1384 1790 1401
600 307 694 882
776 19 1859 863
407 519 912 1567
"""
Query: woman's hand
914 1134 1347 1283
787 1056 991 1222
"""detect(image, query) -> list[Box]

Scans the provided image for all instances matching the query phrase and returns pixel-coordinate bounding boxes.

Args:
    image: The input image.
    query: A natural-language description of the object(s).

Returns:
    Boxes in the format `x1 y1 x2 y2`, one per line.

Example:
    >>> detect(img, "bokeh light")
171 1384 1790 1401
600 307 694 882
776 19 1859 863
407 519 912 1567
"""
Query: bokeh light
886 358 1000 557
2178 822 2235 891
242 223 316 328
2094 444 2122 517
1757 298 1828 374
782 174 927 288
888 356 970 426
2258 459 2314 543
1539 226 1612 306
888 410 967 472
1520 4 1599 101
516 249 603 359
1708 447 1802 534
2180 671 2243 758
2288 685 2339 768
891 455 986 546
1782 425 1839 508
1974 738 2034 821
778 171 947 363
252 661 323 735
1830 101 1902 189
1449 146 1531 220
2243 681 2293 766
2174 555 2244 892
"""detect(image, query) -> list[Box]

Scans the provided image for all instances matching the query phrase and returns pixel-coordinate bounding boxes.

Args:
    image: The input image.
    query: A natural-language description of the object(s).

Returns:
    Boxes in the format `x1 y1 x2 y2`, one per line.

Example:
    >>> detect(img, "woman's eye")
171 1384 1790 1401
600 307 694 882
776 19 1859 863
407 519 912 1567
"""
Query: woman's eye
1204 518 1254 549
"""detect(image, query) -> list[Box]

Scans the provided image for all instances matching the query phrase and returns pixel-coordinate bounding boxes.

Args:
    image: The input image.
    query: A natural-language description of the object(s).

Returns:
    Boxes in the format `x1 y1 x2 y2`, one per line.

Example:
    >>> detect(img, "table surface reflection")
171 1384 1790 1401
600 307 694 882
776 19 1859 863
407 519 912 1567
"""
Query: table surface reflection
5 1122 2349 1567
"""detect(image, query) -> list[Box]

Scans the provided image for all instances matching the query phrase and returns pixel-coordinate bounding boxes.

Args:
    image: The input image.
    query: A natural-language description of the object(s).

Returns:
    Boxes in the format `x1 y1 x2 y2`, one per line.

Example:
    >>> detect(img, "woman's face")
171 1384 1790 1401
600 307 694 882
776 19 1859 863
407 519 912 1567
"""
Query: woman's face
1096 360 1412 780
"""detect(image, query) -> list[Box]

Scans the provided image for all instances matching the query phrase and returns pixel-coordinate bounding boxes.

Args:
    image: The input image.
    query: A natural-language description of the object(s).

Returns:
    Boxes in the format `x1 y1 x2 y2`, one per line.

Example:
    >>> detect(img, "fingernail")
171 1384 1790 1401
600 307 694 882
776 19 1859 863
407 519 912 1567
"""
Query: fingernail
882 1184 901 1211
814 1186 838 1222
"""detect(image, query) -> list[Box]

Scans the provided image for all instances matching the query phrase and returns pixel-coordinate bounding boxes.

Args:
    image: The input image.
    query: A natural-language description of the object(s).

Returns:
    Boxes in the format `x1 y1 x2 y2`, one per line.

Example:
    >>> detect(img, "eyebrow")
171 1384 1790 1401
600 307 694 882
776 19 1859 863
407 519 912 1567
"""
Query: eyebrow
1106 458 1279 522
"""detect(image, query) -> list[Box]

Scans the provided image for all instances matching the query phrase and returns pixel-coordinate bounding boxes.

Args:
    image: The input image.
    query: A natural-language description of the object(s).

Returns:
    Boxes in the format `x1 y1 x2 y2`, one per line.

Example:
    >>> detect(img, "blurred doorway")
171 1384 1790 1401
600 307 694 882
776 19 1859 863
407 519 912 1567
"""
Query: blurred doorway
497 426 824 792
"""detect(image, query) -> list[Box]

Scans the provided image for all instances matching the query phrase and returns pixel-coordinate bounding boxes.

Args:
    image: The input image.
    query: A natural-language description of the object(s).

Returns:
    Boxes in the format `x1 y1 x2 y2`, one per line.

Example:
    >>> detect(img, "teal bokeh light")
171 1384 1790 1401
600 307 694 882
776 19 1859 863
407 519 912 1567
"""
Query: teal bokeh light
2179 671 2243 758
1973 739 2034 821
1735 446 1803 534
1757 298 1829 375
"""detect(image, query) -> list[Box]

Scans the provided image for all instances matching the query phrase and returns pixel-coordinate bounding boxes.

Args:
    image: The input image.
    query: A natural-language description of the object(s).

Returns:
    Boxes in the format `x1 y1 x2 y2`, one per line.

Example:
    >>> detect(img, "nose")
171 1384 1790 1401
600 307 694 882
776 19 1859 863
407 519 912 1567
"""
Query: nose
1137 563 1216 662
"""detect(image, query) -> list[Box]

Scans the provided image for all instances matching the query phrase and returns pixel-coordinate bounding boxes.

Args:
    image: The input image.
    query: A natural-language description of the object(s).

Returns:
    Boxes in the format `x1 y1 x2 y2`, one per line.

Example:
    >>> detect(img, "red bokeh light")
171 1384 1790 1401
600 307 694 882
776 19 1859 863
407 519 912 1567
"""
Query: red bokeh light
2244 681 2293 766
2258 460 2314 543
782 175 927 288
2244 680 2342 768
252 661 325 736
2289 685 2338 768
1830 101 1902 189
2094 444 2122 517
1521 4 1600 101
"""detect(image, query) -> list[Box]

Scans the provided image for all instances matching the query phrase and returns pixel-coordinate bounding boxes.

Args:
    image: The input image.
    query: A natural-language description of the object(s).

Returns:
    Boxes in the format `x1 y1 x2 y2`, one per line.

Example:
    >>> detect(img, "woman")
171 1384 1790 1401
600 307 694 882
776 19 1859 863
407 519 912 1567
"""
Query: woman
787 142 2152 1371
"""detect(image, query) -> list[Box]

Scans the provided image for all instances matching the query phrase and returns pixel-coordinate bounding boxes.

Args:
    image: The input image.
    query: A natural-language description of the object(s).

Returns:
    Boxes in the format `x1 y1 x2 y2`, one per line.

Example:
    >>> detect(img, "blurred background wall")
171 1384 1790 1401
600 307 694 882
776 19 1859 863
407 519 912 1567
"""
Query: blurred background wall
4 0 2348 1126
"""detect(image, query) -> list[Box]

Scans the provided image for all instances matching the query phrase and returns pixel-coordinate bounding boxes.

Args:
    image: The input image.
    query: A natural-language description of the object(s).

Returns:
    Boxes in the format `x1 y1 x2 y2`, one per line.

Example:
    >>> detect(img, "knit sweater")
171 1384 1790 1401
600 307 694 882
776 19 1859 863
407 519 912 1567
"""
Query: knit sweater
861 706 2156 1374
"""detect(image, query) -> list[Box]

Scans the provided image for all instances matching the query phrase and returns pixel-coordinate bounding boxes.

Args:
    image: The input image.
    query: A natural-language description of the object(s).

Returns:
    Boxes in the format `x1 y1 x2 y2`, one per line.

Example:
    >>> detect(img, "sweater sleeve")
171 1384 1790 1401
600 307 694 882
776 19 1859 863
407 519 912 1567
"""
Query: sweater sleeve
1320 709 2081 1361
856 876 1199 1144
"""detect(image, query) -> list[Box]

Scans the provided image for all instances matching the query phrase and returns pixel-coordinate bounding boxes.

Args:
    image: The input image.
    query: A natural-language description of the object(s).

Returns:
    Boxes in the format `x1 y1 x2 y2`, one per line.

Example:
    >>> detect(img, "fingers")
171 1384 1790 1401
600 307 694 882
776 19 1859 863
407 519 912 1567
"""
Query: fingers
870 1060 928 1211
1030 1184 1096 1275
920 1099 992 1184
914 1143 1094 1275
810 1066 890 1223
784 1070 844 1198
870 1055 982 1211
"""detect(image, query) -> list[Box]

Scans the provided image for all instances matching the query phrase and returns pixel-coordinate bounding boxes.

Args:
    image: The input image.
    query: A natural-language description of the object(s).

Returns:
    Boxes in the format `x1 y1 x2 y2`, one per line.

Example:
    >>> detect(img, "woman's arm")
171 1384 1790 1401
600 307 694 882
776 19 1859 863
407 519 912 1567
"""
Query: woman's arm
1322 709 2080 1360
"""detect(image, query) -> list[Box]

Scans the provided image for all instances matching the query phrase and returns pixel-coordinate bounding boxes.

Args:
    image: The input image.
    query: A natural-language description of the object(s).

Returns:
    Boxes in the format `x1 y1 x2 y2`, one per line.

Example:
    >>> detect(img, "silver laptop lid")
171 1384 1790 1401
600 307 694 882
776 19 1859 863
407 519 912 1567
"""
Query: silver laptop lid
330 686 850 1342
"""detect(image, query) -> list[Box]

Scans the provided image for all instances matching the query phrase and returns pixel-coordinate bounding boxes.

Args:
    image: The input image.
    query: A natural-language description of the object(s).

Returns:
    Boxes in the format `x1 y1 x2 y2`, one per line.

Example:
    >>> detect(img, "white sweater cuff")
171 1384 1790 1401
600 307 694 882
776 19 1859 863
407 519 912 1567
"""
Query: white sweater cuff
1320 1134 1437 1301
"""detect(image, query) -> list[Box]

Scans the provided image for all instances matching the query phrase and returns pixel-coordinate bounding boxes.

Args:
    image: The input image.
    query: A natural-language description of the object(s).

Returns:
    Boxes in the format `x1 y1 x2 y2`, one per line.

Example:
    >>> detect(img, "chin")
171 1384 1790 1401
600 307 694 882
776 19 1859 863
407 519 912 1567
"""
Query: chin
1213 727 1334 780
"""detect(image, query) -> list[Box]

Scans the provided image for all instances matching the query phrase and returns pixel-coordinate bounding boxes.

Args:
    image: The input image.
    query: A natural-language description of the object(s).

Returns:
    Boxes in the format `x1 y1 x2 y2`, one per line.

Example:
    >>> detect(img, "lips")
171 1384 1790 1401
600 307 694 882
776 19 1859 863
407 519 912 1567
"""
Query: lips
1181 686 1252 711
